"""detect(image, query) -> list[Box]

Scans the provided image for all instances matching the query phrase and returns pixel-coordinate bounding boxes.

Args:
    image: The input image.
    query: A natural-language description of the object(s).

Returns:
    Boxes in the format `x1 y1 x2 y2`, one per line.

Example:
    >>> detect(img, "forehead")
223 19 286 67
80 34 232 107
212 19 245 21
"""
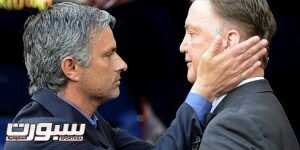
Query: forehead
185 0 220 30
90 27 116 51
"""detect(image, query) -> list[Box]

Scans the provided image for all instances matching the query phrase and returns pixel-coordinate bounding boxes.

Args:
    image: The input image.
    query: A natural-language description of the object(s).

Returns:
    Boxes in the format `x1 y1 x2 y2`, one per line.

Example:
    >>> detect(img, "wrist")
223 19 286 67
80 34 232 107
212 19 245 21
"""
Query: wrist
191 80 216 102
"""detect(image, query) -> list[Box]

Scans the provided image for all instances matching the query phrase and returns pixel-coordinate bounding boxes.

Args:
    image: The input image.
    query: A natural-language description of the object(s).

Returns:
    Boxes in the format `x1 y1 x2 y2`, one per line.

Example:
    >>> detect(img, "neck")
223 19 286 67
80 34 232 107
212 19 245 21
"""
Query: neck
57 84 100 118
249 67 264 78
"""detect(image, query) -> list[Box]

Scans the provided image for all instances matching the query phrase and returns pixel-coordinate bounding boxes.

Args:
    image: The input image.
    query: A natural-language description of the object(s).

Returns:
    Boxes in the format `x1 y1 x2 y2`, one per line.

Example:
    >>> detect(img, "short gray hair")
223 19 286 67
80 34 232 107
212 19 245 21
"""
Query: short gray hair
209 0 276 68
210 0 276 42
23 2 116 95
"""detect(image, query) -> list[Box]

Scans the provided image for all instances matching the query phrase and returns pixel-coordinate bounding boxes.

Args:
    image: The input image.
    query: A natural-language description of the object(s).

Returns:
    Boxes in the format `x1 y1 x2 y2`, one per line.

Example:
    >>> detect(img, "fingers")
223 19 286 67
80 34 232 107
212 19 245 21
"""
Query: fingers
227 36 261 58
196 36 267 99
240 61 262 80
218 61 262 96
238 39 268 63
214 36 268 72
235 47 267 75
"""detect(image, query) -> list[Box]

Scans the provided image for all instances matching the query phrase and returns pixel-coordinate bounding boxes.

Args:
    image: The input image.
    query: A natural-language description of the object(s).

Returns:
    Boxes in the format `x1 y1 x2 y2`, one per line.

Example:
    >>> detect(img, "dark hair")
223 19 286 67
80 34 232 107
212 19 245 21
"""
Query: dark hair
210 0 276 41
210 0 277 66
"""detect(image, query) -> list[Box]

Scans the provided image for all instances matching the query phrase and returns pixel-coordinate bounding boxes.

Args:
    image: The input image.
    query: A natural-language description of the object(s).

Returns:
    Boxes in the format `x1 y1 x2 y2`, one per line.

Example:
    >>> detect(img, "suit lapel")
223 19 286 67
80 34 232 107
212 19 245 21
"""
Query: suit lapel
84 123 110 148
31 88 110 148
205 79 273 125
204 112 216 127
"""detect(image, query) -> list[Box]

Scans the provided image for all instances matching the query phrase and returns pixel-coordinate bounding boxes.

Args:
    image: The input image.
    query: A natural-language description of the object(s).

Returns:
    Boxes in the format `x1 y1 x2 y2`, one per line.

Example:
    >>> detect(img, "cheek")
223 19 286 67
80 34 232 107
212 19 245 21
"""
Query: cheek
189 50 202 68
189 39 211 70
97 69 114 86
93 61 114 79
84 65 112 86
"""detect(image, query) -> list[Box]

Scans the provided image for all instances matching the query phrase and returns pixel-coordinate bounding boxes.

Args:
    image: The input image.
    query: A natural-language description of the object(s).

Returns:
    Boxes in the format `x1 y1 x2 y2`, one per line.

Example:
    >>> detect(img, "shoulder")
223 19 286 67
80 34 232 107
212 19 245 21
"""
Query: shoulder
219 90 286 125
202 110 267 149
206 91 282 139
12 101 67 124
5 102 94 150
206 110 260 134
235 91 288 127
205 91 289 141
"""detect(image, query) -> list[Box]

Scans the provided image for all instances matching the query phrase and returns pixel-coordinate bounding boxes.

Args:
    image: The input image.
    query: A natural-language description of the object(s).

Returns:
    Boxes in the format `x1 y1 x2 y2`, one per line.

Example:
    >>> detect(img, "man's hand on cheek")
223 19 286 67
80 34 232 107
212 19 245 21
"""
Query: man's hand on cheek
191 35 268 101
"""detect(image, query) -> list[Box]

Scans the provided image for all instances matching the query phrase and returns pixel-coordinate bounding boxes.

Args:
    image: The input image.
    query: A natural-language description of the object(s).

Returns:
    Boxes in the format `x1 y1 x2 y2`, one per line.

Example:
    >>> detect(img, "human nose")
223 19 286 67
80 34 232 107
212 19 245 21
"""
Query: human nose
180 34 190 54
116 54 128 72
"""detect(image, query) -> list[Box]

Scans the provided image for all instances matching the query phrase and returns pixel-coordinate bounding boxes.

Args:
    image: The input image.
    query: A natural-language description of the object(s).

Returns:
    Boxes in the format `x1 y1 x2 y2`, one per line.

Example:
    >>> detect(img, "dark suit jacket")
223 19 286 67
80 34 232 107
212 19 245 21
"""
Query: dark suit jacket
200 79 300 150
4 88 203 150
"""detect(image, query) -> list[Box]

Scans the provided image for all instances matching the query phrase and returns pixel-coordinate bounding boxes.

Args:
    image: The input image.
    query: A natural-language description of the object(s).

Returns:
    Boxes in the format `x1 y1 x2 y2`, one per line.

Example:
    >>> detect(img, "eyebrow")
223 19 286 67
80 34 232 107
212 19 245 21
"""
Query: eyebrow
103 47 117 55
185 24 199 31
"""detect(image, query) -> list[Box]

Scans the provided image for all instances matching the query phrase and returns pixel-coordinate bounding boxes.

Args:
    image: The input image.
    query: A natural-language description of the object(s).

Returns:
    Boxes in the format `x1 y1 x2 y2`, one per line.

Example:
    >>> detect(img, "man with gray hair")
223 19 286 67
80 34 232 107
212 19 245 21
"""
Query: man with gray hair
5 2 269 150
180 0 299 149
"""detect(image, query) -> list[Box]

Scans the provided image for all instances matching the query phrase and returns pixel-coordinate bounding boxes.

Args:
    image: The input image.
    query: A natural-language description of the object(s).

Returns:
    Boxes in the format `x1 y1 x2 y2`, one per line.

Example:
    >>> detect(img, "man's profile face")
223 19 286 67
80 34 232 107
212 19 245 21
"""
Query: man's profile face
180 0 222 83
78 27 127 101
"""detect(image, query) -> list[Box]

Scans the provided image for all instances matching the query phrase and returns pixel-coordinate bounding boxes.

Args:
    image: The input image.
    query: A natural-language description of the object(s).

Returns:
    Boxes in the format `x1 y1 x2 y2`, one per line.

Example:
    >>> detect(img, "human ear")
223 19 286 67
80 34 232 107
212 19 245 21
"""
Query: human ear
61 56 81 82
223 29 241 48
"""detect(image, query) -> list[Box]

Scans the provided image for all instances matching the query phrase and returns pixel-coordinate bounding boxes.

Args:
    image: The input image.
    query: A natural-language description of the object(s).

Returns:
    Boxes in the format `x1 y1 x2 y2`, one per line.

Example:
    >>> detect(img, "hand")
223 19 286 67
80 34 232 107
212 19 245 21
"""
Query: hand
191 35 268 101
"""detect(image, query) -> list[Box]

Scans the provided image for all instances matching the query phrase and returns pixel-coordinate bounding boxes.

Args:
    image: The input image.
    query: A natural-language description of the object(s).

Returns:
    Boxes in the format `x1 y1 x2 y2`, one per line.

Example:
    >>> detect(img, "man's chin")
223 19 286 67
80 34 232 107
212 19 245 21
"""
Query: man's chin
110 88 120 99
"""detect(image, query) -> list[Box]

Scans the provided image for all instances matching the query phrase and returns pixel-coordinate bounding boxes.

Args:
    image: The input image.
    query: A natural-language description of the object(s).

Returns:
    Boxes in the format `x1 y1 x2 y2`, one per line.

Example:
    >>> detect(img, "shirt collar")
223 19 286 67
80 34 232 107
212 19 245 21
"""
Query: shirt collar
56 93 98 127
210 77 265 113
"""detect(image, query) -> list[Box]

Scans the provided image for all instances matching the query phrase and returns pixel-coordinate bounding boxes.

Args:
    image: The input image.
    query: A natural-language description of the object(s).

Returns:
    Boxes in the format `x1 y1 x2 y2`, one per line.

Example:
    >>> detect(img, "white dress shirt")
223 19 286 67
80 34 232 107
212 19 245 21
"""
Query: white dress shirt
210 77 265 113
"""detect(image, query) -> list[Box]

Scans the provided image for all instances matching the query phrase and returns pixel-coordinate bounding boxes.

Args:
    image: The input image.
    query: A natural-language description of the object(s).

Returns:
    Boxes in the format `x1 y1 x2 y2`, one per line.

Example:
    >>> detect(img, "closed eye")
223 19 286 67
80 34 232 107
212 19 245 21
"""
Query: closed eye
104 48 117 57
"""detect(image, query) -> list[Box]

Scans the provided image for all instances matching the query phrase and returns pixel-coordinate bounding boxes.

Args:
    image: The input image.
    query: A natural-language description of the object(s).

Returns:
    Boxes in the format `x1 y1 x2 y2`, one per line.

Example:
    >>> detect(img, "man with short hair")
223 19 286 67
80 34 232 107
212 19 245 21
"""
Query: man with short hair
5 2 268 150
180 0 299 149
